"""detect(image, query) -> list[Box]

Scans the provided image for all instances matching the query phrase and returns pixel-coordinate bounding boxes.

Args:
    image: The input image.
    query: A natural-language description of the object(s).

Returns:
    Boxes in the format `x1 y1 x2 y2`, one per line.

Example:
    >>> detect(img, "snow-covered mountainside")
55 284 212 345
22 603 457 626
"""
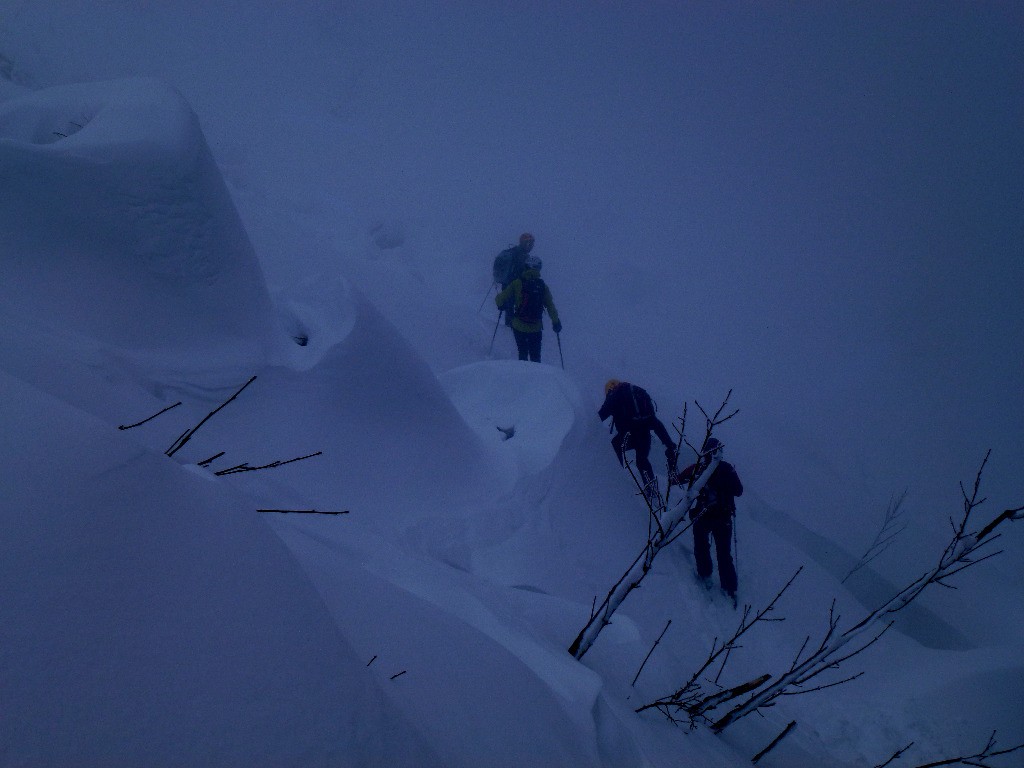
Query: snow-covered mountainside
1 4 1021 766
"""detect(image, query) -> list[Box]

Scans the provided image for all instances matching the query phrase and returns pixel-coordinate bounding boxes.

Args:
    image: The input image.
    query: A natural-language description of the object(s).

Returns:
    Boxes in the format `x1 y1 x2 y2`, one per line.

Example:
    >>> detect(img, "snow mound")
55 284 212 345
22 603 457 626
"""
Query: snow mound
440 359 586 481
0 78 279 370
0 370 432 767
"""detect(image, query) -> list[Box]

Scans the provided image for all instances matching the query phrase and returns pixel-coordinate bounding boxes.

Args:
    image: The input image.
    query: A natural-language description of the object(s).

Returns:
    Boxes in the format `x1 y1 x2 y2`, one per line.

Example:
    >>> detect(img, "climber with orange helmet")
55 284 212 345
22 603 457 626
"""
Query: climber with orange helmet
598 380 677 504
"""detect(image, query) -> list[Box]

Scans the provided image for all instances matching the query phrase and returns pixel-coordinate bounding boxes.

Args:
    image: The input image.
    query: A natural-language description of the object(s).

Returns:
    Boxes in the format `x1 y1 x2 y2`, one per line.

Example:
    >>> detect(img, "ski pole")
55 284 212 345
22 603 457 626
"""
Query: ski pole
478 282 497 313
487 310 503 356
556 331 565 369
732 510 739 580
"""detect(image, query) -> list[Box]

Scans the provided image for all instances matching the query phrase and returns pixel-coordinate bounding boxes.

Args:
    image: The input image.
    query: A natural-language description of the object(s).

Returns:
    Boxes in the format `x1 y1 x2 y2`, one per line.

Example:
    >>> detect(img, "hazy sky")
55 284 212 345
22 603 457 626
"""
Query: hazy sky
2 0 1021 538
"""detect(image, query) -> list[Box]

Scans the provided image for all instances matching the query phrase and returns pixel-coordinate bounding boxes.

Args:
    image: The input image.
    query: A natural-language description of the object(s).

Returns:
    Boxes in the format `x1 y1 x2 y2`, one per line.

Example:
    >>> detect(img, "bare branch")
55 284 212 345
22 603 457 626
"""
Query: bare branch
213 450 322 475
631 619 672 687
752 721 797 765
166 376 257 457
780 670 865 695
710 454 1021 732
874 741 915 768
637 569 801 725
913 729 1024 767
257 508 349 516
197 451 225 468
664 403 688 508
118 401 182 430
844 491 908 583
623 455 665 539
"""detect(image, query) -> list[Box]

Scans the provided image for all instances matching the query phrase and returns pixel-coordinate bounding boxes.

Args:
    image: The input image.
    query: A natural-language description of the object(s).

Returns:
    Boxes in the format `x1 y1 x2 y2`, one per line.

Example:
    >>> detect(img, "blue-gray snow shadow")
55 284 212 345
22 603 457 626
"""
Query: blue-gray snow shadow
745 494 972 651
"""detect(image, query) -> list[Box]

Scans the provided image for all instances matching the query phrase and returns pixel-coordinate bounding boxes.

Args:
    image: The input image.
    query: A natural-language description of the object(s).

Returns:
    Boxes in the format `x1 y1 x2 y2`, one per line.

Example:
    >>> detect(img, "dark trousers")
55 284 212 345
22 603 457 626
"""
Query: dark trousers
611 429 655 488
513 329 542 362
692 510 737 595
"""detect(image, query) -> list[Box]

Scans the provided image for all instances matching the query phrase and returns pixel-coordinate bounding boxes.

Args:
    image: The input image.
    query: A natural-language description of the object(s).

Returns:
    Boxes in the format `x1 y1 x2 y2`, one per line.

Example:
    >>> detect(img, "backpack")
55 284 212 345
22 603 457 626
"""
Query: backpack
516 276 546 324
493 246 522 286
627 384 656 423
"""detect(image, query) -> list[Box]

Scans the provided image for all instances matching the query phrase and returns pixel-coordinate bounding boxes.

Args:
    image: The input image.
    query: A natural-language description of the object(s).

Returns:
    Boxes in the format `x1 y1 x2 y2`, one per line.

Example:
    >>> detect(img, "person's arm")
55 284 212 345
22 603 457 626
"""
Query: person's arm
495 281 517 310
544 285 561 332
728 464 743 497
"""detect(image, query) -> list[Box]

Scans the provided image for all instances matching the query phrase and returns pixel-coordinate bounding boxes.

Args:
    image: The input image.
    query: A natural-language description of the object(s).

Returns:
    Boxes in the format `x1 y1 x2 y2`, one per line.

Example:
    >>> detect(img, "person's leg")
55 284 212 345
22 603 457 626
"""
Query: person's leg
632 430 654 487
512 330 529 361
712 514 738 596
611 432 626 466
692 516 714 586
527 331 542 362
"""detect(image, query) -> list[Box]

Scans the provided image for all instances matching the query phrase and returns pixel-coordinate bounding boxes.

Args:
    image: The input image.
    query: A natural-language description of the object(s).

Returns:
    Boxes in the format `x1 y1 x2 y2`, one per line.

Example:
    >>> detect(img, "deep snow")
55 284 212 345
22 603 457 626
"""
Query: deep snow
1 5 1022 767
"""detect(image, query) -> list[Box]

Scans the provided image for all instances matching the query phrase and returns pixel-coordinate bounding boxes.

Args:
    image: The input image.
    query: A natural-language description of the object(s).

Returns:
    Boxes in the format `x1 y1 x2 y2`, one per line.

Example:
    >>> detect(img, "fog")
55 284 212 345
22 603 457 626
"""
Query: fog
3 0 1020 563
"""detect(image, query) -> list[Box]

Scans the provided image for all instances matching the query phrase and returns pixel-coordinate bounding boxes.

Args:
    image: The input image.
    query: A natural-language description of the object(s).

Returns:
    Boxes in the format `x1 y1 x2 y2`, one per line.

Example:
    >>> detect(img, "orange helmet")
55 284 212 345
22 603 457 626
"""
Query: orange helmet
604 379 622 395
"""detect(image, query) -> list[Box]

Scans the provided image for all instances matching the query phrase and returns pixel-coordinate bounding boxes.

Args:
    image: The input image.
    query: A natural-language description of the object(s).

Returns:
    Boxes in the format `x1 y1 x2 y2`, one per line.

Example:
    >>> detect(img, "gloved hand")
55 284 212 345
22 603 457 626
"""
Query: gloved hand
552 320 562 333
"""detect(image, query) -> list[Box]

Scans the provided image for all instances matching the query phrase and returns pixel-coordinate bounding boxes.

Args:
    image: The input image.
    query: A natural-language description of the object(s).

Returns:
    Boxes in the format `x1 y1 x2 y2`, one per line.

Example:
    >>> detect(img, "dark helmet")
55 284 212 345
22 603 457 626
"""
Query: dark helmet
519 232 535 251
703 437 723 455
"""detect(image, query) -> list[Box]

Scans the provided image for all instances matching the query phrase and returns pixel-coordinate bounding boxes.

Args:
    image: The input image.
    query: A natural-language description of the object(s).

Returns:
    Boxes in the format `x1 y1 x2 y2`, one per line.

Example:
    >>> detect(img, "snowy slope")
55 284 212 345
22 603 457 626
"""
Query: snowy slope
0 371 433 767
1 5 1022 767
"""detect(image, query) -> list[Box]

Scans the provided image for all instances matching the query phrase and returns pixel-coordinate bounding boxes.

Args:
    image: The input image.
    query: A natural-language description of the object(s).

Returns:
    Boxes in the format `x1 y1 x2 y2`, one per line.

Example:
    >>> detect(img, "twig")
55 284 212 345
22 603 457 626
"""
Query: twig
712 453 1022 732
390 670 407 680
664 403 688 507
623 454 664 538
197 451 225 468
913 730 1024 767
844 491 908 583
752 720 797 764
637 569 800 725
631 620 672 687
166 376 256 457
214 451 322 475
118 401 182 430
257 508 349 516
874 741 915 768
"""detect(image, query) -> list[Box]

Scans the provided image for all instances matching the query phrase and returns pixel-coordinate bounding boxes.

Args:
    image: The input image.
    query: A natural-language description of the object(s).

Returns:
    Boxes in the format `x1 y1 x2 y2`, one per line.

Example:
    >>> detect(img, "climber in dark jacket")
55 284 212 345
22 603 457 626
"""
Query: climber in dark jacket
598 380 676 501
676 437 743 604
492 233 536 326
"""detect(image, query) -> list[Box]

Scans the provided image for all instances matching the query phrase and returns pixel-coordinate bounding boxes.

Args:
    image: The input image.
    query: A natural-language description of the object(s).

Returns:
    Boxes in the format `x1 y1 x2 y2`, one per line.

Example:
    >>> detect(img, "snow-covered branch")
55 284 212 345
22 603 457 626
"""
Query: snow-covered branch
568 454 719 659
708 452 1021 732
568 393 737 660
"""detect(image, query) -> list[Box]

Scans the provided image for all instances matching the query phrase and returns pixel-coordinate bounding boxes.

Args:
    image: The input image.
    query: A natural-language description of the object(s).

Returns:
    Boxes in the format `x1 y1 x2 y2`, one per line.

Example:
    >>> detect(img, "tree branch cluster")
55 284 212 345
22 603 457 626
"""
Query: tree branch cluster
569 393 1022 763
118 376 339 514
648 450 1023 733
568 393 738 659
